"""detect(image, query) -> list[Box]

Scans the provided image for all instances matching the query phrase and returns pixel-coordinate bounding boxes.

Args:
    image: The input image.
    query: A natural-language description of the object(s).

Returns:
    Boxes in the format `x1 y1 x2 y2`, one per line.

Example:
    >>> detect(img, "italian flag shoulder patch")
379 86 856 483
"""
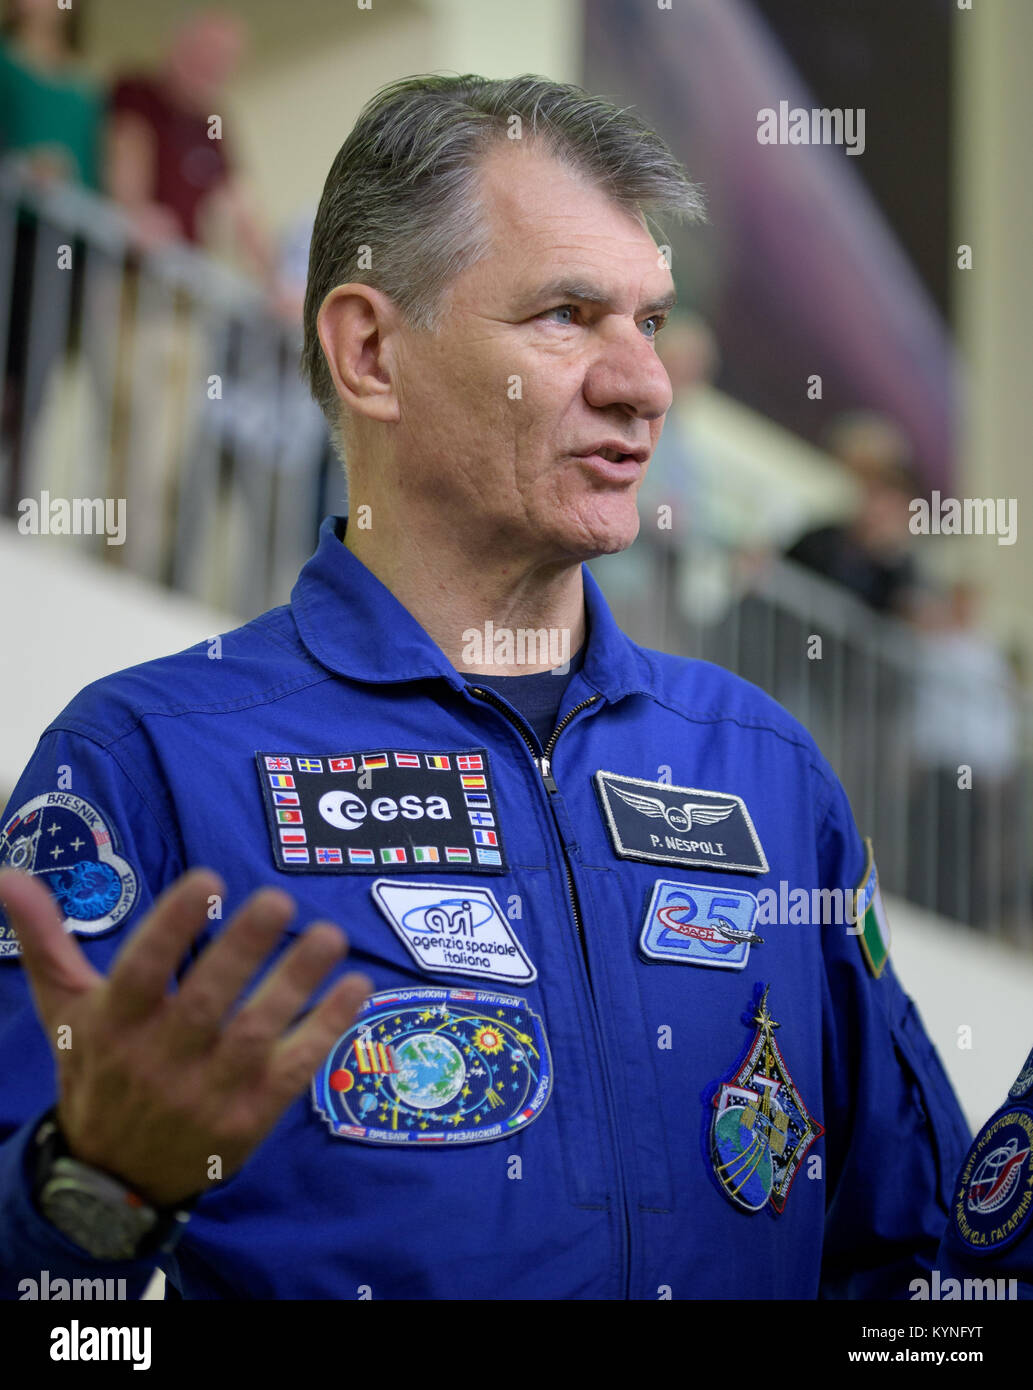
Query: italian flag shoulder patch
853 837 891 978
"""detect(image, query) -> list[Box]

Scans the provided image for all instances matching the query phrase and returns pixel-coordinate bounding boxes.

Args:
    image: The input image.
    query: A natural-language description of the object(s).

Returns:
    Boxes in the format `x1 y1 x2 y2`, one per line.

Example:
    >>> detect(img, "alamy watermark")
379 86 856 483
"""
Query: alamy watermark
461 622 571 672
18 1269 127 1299
909 1270 1017 1300
757 100 865 156
909 492 1017 546
16 492 126 546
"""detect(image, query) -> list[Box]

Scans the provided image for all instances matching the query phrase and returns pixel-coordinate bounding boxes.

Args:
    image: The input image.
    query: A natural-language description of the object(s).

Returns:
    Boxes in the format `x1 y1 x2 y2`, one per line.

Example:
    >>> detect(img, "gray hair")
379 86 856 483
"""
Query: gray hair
301 73 707 440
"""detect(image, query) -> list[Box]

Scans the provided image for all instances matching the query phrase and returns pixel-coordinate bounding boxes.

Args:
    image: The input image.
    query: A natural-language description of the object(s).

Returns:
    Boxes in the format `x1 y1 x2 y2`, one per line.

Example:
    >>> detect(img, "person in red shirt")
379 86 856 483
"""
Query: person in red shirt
106 8 272 275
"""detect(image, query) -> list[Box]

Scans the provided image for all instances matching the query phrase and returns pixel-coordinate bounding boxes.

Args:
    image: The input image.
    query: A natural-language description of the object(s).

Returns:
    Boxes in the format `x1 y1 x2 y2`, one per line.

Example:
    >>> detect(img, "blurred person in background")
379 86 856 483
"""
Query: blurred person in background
102 8 279 585
106 7 271 271
607 310 720 645
909 580 1023 931
786 411 922 621
181 204 339 611
0 0 101 511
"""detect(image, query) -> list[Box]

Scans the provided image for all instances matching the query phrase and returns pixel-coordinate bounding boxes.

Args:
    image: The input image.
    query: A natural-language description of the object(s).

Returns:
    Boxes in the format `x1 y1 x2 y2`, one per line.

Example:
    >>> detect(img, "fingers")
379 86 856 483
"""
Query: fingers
0 869 101 1025
267 969 374 1101
163 887 296 1058
104 868 225 1025
210 923 352 1081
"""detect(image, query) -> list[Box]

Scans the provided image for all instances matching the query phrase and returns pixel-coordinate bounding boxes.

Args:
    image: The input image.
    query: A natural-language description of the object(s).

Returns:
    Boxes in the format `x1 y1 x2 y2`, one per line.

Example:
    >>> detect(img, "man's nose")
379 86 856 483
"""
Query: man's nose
582 324 674 421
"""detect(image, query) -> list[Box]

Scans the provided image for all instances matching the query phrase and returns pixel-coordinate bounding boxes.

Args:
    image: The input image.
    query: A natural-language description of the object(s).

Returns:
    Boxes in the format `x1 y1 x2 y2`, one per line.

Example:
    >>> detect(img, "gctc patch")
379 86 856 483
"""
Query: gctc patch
952 1106 1033 1254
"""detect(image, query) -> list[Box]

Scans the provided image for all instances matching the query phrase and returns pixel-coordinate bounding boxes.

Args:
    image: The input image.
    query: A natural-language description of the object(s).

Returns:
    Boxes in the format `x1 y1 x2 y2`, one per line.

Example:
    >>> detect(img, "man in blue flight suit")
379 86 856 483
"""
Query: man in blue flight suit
0 73 1007 1299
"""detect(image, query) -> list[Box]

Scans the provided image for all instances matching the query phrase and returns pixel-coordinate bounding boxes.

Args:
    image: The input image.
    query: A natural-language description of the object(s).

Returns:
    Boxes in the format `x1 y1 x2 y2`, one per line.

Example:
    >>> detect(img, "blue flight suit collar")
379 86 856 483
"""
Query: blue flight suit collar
290 515 655 702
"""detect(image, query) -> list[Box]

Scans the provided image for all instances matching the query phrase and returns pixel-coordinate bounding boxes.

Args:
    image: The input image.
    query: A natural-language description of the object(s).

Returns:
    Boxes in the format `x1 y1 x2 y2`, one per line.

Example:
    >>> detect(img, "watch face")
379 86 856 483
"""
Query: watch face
41 1168 156 1261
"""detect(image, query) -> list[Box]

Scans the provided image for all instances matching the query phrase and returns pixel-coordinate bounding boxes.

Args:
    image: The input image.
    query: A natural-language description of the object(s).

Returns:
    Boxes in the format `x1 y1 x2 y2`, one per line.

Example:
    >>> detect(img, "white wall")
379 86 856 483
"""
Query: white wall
888 892 1033 1131
0 520 235 803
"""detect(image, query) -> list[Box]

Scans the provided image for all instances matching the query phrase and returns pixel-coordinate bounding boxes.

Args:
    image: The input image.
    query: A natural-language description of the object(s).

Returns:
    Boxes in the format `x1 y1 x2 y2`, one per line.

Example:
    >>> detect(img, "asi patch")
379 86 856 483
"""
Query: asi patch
256 749 506 874
952 1106 1033 1254
594 771 768 874
852 838 891 977
0 793 138 958
709 986 823 1214
371 879 536 984
640 880 762 970
312 986 552 1144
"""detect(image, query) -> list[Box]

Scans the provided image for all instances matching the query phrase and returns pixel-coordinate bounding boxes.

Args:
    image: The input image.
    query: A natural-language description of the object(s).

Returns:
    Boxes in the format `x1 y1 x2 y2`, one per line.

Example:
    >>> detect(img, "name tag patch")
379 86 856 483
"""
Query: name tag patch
371 879 536 984
0 793 138 957
312 986 552 1145
594 771 768 874
640 880 761 970
256 749 506 874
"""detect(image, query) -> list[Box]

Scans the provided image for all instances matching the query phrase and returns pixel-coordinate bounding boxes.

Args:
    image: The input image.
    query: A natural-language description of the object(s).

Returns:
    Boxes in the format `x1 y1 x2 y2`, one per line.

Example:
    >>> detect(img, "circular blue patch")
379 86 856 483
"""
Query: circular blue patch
312 986 552 1145
0 793 138 958
953 1106 1033 1254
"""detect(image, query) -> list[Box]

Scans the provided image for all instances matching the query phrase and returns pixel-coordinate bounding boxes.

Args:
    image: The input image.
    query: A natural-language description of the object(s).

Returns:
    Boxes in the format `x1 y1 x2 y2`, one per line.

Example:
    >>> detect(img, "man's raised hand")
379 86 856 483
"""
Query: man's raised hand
0 867 372 1207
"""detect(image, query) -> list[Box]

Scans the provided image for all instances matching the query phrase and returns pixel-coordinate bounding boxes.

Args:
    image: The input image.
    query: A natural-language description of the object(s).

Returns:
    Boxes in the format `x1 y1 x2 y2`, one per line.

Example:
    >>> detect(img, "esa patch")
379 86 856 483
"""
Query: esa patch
312 986 552 1144
256 749 506 874
852 837 891 977
952 1106 1033 1254
708 986 823 1215
371 879 536 984
0 793 138 958
640 880 762 970
594 771 768 874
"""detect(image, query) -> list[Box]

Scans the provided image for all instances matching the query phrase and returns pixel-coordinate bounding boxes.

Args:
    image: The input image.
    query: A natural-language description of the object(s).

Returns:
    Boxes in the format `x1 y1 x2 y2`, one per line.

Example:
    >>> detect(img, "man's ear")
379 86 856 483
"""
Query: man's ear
316 284 401 426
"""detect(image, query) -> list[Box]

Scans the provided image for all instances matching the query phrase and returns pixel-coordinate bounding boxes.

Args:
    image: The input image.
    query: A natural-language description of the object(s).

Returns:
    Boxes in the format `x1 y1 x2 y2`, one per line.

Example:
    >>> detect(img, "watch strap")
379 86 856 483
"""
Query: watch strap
31 1106 199 1259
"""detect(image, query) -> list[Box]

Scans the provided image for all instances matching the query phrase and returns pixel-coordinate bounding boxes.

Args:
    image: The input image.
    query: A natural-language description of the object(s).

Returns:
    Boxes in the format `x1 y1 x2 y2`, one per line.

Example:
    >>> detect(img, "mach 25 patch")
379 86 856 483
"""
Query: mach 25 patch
256 749 506 873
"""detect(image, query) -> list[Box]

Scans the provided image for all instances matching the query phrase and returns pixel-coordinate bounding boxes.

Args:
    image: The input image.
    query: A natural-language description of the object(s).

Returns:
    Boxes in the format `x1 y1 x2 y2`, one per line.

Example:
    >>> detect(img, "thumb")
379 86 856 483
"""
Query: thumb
0 869 101 1023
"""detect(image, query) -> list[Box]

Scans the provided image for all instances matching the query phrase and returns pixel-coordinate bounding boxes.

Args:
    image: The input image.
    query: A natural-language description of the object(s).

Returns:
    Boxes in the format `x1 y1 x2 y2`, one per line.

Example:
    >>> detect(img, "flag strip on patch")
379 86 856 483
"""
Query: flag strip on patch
255 749 505 874
853 837 890 977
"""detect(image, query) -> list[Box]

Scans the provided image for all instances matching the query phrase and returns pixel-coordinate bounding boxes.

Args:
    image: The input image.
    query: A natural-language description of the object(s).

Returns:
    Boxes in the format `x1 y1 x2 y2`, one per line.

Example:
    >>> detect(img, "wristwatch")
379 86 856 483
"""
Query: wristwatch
30 1107 199 1261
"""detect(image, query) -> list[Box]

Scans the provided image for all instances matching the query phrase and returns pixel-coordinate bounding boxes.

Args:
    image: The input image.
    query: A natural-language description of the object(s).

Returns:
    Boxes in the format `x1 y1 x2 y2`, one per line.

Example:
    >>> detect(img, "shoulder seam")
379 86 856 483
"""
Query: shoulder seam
39 727 184 871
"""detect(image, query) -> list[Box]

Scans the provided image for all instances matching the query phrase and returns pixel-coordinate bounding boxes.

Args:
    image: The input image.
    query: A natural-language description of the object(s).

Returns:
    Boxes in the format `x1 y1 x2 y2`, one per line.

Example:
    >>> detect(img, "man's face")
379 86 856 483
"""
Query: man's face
388 142 676 565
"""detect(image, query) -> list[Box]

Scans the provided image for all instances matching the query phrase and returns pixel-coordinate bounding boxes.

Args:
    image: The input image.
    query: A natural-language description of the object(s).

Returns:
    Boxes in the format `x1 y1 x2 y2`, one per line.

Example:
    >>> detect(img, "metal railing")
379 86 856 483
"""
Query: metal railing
0 163 340 618
594 539 1033 943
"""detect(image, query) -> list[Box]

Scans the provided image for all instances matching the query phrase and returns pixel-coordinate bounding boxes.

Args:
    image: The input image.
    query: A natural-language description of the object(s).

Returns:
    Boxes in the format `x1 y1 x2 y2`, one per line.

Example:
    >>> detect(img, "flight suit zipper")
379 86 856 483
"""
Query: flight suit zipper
469 687 598 973
467 685 634 1298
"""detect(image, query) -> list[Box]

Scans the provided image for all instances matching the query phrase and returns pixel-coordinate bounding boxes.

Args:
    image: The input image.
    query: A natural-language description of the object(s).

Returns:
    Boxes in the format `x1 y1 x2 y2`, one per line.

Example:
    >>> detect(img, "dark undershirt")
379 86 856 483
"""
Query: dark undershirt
468 642 586 749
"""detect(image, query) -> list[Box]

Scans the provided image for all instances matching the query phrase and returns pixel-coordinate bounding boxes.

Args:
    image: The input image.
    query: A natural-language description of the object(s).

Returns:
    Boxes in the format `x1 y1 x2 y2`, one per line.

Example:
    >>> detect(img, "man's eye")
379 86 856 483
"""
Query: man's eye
642 315 667 339
540 305 577 325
